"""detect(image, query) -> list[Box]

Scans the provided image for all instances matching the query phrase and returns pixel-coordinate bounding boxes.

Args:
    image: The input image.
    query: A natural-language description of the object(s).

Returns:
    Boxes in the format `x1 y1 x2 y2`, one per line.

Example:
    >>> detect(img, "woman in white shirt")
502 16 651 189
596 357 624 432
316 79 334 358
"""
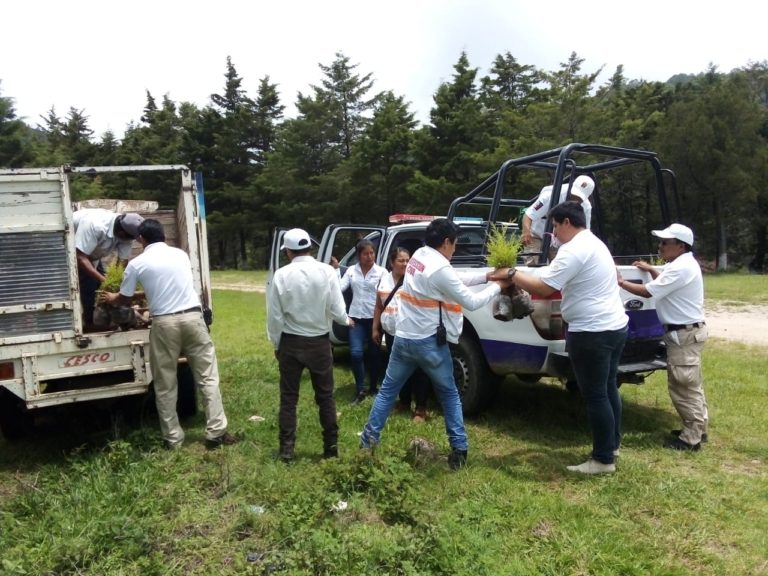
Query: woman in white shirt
339 239 387 404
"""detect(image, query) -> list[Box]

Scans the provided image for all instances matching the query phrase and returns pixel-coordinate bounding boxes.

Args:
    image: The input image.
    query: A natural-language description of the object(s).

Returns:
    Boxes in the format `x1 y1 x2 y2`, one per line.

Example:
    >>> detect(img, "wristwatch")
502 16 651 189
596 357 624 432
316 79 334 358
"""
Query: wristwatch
507 268 517 279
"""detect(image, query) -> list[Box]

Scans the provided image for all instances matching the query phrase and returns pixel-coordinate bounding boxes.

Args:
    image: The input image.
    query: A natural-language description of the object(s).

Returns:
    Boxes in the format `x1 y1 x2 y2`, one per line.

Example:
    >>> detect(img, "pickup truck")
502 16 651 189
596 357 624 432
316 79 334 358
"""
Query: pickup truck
0 165 212 439
269 144 674 415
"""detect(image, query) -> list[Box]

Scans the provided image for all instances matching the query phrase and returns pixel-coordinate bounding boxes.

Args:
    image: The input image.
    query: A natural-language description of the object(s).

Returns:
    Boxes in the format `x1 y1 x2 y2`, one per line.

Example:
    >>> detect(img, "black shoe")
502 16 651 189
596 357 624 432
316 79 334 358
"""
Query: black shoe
671 429 708 443
322 446 339 459
665 437 701 451
351 391 367 405
448 448 468 470
277 449 295 463
205 431 239 450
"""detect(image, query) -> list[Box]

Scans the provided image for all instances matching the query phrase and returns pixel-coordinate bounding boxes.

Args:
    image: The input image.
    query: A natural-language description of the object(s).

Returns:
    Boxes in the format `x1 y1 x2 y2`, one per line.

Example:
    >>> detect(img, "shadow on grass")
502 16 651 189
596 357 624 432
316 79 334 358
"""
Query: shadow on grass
0 396 161 471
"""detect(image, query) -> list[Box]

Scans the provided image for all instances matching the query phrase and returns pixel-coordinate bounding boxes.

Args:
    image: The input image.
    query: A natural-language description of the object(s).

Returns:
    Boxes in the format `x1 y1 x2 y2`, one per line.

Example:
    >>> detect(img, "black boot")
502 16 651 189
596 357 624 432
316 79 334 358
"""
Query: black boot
448 448 468 470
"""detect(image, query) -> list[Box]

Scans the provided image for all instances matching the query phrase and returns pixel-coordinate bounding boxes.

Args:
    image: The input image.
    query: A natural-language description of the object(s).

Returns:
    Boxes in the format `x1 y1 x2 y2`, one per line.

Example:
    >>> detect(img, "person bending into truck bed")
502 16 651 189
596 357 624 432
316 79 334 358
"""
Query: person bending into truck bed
73 209 144 330
101 219 238 451
521 175 594 265
618 223 709 452
497 201 628 475
360 218 512 470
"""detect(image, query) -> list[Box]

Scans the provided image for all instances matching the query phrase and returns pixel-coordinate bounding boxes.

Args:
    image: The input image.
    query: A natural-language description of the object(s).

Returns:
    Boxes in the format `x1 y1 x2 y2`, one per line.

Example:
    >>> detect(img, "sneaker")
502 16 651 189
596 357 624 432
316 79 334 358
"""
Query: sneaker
164 440 183 451
205 431 240 450
671 429 708 443
447 448 468 470
412 409 427 423
665 437 701 451
566 458 616 474
351 391 367 405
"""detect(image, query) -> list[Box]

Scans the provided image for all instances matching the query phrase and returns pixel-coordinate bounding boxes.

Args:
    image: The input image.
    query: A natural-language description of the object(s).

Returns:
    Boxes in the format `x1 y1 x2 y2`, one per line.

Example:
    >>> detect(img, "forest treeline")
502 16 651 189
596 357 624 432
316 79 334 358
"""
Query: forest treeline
1 51 767 271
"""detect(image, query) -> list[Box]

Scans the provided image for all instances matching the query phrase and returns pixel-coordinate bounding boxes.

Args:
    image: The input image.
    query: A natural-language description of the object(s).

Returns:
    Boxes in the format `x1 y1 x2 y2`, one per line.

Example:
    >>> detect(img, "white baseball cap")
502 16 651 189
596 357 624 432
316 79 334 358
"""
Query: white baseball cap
280 228 311 251
119 213 144 238
570 175 595 202
651 223 694 247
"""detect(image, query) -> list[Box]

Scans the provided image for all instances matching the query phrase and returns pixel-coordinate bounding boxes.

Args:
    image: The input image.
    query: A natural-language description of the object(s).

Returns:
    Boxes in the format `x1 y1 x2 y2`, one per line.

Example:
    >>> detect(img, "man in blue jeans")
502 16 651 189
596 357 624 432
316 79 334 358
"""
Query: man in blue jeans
360 219 511 470
504 202 628 474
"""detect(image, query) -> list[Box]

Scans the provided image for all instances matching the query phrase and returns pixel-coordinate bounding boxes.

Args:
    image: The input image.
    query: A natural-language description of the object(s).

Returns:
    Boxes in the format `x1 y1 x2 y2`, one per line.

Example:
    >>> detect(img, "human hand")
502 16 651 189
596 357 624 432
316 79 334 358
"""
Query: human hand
99 292 119 306
347 317 355 327
521 231 532 246
372 328 381 346
487 267 512 282
632 260 654 272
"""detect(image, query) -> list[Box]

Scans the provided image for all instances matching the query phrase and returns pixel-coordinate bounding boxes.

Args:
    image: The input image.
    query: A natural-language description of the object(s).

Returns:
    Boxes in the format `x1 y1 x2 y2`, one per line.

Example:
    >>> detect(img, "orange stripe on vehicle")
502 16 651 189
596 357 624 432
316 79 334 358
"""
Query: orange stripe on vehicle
399 292 462 313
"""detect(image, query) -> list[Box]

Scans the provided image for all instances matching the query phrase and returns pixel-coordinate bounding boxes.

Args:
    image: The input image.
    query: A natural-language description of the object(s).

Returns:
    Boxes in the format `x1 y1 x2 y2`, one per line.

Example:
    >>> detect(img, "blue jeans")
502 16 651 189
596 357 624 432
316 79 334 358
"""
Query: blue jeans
567 328 628 464
349 317 381 394
361 335 468 450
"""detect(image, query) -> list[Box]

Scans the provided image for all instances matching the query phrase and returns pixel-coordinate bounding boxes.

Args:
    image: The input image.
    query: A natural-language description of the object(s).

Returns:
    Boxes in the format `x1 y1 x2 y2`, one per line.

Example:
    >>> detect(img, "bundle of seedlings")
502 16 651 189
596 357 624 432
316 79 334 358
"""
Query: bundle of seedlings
486 224 533 321
95 262 148 329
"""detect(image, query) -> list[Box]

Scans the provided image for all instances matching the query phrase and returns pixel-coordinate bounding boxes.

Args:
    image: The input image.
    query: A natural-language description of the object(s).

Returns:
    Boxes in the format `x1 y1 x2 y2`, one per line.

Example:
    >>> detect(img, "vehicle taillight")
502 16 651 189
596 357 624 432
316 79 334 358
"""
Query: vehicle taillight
529 291 565 340
0 361 15 380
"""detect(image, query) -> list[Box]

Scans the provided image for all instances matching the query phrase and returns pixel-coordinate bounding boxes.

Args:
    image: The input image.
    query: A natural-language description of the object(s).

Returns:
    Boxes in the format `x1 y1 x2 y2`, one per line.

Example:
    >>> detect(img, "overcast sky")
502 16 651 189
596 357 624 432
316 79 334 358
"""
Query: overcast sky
2 0 765 138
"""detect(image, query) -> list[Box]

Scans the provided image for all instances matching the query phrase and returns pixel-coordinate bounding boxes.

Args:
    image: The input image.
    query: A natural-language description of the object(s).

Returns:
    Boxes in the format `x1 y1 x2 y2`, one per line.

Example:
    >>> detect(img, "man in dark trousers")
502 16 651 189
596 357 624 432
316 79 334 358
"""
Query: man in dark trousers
267 228 354 462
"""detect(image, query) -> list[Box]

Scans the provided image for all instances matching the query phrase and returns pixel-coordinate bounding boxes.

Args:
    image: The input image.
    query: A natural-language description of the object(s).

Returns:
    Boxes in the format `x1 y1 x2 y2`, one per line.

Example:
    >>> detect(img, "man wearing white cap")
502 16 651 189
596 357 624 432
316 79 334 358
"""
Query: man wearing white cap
73 209 144 329
618 223 709 451
522 175 595 264
267 228 354 462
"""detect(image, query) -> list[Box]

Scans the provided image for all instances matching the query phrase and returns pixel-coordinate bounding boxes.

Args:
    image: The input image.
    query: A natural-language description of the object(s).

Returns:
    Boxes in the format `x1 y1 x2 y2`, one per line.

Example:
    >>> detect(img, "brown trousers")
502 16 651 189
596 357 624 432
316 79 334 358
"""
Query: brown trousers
664 324 709 445
277 333 338 454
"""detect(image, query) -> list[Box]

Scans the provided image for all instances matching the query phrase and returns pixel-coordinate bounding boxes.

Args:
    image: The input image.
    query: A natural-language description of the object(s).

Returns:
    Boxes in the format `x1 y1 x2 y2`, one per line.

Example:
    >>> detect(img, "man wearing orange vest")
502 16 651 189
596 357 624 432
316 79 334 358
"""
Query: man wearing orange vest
360 218 512 469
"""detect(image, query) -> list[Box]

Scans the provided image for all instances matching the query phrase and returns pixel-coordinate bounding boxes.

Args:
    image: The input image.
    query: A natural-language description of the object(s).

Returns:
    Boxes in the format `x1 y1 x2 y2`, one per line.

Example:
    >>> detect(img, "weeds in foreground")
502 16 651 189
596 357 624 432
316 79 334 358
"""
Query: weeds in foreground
1 288 767 575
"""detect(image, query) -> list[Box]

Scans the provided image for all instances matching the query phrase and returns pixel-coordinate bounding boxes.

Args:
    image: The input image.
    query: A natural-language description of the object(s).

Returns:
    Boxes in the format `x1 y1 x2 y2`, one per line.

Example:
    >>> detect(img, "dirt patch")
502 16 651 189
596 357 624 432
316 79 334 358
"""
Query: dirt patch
212 283 265 293
705 304 768 347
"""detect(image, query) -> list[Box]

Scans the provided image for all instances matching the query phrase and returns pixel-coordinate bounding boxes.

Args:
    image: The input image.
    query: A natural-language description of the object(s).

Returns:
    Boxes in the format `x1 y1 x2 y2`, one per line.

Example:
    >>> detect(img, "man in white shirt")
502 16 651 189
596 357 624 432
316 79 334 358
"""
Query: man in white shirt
101 219 237 451
501 202 628 474
618 223 708 451
360 219 512 470
268 228 354 461
521 175 594 264
73 209 144 329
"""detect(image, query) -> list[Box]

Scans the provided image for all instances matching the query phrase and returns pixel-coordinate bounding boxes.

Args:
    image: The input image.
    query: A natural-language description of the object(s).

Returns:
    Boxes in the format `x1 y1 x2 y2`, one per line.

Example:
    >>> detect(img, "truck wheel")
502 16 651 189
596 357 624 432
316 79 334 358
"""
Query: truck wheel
176 364 198 419
451 335 496 416
0 391 33 441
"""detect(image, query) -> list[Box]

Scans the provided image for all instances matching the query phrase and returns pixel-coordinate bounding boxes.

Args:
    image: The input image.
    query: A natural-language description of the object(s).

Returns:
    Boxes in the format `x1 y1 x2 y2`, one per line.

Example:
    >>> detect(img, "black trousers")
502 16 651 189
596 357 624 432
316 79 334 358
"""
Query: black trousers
277 333 338 453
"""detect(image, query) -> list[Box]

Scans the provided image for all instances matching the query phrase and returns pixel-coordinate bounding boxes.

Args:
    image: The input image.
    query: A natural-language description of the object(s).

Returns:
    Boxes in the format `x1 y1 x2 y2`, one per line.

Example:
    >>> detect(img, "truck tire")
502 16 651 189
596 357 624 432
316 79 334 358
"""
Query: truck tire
0 390 33 441
451 335 497 416
176 364 198 419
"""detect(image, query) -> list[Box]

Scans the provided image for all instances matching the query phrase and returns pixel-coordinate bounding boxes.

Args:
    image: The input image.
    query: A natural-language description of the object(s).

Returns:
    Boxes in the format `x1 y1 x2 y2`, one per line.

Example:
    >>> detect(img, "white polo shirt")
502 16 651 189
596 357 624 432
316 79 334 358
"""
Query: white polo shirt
537 229 627 332
339 262 386 319
645 252 704 325
73 209 134 261
120 242 200 316
526 186 593 239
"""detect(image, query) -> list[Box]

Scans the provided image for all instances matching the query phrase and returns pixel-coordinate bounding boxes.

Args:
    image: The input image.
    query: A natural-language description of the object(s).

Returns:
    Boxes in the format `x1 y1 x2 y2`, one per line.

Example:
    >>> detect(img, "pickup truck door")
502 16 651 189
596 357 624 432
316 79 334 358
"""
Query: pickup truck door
316 224 387 345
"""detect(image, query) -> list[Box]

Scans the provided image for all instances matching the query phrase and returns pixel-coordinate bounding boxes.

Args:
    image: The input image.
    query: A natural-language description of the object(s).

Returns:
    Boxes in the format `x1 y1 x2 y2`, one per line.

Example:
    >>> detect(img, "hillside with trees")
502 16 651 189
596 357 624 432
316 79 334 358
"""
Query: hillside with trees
1 52 766 271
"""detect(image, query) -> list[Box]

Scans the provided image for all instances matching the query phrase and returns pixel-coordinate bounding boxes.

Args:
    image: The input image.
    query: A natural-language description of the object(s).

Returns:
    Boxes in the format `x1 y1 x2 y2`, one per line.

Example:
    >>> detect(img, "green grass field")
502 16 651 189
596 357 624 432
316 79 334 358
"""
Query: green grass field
1 276 766 575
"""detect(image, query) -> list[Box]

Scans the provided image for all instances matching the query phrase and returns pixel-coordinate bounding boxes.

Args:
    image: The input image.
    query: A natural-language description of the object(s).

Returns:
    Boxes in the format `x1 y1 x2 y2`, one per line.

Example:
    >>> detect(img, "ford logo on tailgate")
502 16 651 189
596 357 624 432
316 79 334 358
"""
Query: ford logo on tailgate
624 299 644 310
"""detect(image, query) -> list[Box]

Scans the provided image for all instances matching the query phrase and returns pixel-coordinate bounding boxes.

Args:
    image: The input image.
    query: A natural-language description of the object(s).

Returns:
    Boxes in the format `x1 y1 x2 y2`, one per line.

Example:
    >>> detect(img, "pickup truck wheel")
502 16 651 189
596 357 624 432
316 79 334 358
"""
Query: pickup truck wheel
451 335 496 416
0 391 33 441
176 364 198 419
